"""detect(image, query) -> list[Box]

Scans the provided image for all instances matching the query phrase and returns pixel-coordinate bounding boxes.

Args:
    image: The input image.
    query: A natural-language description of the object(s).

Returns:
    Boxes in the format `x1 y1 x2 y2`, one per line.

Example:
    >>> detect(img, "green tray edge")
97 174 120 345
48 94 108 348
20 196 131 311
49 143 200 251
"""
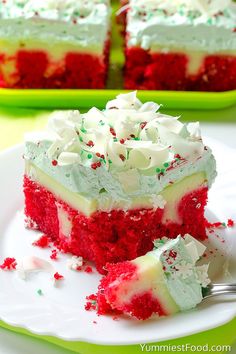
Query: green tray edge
0 89 235 110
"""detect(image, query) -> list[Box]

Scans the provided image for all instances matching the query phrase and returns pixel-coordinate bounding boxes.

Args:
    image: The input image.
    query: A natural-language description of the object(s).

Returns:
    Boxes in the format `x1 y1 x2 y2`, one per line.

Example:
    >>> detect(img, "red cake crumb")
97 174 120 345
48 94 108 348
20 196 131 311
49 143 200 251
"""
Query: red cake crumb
85 266 93 273
85 294 98 311
227 219 235 227
125 47 236 92
24 176 208 274
32 234 50 248
0 257 17 270
54 272 64 281
50 249 58 260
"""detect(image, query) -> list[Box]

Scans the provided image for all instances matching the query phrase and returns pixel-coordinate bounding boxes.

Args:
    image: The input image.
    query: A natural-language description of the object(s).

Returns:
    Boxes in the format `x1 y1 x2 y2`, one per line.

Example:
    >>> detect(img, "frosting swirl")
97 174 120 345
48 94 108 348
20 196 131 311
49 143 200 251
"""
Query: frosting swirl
46 91 204 171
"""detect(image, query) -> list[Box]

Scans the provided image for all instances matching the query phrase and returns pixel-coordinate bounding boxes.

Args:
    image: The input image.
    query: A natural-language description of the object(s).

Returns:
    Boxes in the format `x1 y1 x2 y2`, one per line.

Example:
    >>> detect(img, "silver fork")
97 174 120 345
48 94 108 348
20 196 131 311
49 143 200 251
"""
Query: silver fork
203 283 236 299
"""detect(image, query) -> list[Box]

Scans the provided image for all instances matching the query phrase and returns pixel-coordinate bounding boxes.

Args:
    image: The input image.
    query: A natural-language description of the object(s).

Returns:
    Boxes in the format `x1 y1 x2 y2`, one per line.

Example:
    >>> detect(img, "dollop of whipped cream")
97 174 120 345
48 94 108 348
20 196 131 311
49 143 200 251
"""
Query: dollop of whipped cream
129 0 232 16
0 0 109 21
46 91 204 172
154 234 211 288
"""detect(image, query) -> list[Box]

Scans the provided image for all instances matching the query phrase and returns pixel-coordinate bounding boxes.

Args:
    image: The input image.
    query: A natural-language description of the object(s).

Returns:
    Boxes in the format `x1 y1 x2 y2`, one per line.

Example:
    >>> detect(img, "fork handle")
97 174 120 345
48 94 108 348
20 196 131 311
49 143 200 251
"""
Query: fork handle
205 283 236 299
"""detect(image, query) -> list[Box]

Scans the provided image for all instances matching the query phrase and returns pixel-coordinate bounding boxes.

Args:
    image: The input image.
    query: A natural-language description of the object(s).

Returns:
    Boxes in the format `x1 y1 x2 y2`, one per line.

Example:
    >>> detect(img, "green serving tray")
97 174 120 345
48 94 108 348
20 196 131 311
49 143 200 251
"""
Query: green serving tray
0 1 235 111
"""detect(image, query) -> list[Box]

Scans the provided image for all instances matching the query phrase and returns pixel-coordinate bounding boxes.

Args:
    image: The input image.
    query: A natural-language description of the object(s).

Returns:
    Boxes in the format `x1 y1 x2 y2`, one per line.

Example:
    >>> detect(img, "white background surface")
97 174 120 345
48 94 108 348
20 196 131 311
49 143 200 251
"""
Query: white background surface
0 123 236 354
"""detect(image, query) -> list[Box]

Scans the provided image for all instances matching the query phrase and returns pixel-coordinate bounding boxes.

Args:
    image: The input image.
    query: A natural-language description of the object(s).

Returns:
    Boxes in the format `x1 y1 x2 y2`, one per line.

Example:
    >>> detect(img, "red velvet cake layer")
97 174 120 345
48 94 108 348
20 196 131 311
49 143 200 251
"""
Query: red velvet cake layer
0 41 110 89
24 175 208 274
125 47 236 91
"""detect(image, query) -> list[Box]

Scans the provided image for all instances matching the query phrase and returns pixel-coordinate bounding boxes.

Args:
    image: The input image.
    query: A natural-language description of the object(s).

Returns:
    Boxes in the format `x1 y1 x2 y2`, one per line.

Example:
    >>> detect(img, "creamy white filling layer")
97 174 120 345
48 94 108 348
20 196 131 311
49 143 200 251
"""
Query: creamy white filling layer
25 161 206 221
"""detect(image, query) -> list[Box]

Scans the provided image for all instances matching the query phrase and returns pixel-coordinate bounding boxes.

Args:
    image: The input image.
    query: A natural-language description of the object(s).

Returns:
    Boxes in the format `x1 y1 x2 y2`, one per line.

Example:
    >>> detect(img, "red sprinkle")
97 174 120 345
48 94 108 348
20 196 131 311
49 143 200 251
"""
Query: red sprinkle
33 235 50 248
140 122 147 130
91 161 101 170
85 266 93 273
169 250 177 259
50 249 58 260
110 127 116 136
87 140 94 147
54 272 64 281
119 154 126 161
0 257 17 270
227 219 234 227
174 154 181 159
52 160 58 166
120 139 125 144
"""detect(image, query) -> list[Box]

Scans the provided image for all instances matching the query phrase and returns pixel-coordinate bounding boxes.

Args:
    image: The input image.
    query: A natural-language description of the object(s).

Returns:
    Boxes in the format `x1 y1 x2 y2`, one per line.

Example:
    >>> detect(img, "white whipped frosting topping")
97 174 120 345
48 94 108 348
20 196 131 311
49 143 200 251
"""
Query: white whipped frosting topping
0 0 109 21
0 0 110 51
127 0 236 52
25 92 217 206
45 91 204 171
129 0 231 16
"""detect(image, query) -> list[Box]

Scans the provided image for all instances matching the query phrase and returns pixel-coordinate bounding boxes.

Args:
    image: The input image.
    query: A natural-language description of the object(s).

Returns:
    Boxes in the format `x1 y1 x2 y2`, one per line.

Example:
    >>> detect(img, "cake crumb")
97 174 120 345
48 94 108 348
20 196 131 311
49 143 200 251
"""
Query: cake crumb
53 272 64 282
227 219 235 227
67 256 84 270
50 249 58 260
85 294 97 311
0 257 17 270
85 266 93 273
33 235 50 248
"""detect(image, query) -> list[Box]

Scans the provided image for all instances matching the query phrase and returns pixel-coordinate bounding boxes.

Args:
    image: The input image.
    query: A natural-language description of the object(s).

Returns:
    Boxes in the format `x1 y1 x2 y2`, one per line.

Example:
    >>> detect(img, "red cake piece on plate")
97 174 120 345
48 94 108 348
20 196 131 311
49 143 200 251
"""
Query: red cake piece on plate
24 91 216 274
96 235 210 320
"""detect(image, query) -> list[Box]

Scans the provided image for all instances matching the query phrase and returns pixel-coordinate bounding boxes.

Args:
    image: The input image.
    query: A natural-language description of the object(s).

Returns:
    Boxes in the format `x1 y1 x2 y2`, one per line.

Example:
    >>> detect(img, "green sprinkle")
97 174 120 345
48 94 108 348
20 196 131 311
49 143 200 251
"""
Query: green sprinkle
161 169 165 173
163 162 169 168
37 289 43 296
222 222 226 228
156 168 161 173
207 18 213 25
87 154 93 159
113 138 118 142
134 137 140 141
81 128 87 133
108 159 112 164
79 137 83 142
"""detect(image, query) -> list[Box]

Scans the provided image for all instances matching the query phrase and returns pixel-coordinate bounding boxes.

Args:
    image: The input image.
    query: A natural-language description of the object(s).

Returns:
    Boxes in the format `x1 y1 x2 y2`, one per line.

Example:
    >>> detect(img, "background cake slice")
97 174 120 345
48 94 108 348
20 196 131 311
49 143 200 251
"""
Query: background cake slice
124 0 236 91
97 235 210 320
0 0 111 89
24 91 216 274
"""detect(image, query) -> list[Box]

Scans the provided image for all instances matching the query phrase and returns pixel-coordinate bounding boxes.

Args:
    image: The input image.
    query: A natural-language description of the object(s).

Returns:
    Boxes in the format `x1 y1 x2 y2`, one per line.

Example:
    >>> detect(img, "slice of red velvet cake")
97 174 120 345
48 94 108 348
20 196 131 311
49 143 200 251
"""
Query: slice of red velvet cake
124 0 236 91
96 235 210 320
0 0 110 89
24 91 216 274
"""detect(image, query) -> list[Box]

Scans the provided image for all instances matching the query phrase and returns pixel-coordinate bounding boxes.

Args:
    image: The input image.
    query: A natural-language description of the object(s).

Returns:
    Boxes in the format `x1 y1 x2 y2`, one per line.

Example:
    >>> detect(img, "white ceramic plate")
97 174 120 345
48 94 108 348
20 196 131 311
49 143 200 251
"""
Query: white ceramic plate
0 139 235 345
